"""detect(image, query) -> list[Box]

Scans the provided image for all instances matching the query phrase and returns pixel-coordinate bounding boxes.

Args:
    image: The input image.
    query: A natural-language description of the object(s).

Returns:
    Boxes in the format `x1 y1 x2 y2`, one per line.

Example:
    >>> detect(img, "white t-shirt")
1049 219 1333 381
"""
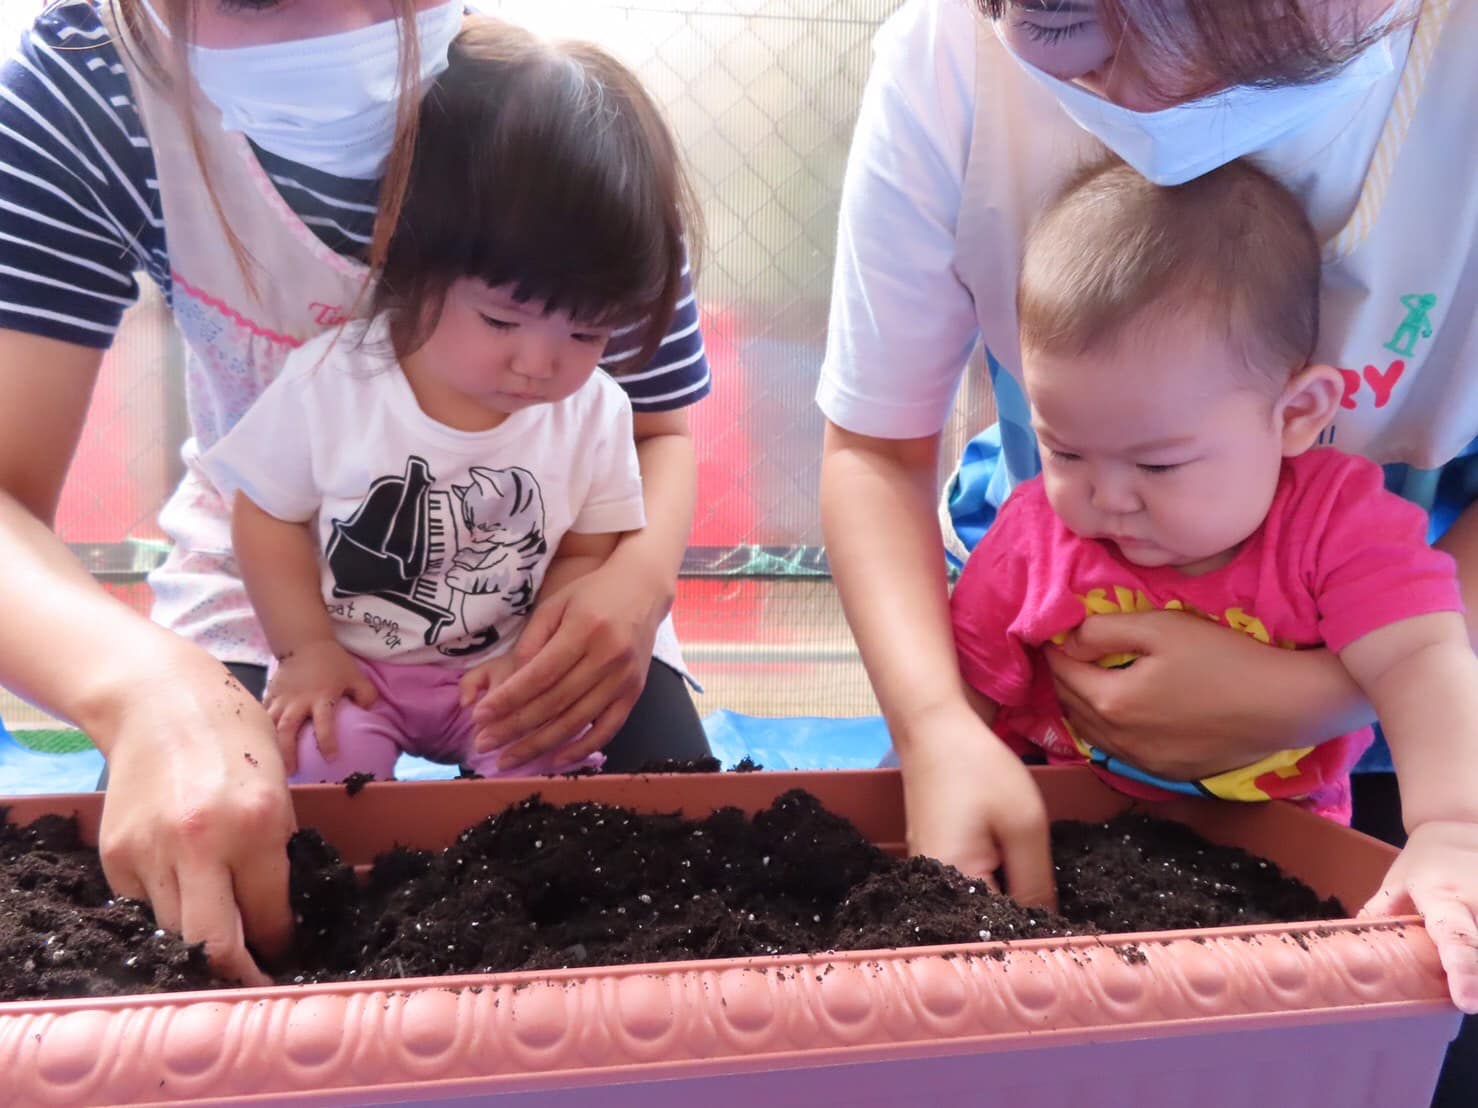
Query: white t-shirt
204 319 646 667
819 0 1473 474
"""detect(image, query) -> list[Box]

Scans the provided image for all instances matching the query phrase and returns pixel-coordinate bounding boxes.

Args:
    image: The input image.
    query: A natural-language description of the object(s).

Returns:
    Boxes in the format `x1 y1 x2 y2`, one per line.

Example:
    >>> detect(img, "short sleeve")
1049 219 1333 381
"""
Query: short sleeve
201 354 320 523
949 495 1038 706
815 0 982 439
0 4 159 347
1308 454 1464 652
601 258 711 413
571 376 646 535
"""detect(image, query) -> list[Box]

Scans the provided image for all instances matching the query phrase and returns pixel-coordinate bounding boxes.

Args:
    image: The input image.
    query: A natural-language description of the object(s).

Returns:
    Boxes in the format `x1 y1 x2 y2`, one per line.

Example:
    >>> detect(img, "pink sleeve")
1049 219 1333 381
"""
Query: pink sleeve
1308 455 1464 653
949 495 1037 707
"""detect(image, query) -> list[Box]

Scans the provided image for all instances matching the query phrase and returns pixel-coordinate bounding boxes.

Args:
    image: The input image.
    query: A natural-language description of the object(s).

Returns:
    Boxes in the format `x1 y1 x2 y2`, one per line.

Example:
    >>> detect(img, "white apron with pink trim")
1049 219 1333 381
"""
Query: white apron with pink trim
104 7 690 680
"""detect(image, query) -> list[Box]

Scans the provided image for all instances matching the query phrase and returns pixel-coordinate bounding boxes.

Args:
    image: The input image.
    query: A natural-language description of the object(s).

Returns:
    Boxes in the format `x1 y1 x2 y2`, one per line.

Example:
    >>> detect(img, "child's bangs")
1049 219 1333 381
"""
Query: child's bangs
457 43 679 333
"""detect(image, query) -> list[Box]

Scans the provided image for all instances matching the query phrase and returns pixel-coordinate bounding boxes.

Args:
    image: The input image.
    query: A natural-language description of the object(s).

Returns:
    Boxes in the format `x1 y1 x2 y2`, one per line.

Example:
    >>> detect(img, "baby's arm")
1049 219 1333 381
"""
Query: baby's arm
232 495 376 771
1339 611 1478 1013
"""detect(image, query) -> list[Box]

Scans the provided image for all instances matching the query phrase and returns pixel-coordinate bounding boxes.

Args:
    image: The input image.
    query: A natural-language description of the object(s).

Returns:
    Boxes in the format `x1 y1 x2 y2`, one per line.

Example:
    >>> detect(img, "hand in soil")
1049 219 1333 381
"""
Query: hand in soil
897 702 1056 911
470 560 659 768
1360 819 1478 1013
264 641 379 772
94 658 296 987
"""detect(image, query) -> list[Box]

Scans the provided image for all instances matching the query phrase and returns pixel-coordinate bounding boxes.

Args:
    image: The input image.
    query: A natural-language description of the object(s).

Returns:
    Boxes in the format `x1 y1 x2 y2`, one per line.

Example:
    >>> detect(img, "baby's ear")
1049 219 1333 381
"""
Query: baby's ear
1278 364 1343 457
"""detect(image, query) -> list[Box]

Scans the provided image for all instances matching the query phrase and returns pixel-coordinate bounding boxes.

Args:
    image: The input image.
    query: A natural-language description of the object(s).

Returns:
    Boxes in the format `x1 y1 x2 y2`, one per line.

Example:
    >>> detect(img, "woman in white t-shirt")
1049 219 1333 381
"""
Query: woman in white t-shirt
819 0 1477 987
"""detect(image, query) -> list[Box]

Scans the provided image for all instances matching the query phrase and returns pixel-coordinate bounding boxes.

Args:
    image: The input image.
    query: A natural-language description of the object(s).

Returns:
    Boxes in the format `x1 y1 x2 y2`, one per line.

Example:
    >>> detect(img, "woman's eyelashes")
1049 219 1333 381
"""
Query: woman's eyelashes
1017 19 1092 45
217 0 286 13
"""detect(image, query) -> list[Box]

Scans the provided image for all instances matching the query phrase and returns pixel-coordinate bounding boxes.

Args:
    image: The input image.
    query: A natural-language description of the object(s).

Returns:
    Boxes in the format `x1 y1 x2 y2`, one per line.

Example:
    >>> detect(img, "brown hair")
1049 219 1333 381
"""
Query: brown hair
1017 157 1321 380
977 0 1394 100
368 16 701 371
106 0 425 293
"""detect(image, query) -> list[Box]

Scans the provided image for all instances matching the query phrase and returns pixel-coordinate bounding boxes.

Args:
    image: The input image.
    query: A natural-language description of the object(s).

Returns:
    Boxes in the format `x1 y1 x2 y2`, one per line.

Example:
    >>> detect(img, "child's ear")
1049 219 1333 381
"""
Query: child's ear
1278 363 1342 457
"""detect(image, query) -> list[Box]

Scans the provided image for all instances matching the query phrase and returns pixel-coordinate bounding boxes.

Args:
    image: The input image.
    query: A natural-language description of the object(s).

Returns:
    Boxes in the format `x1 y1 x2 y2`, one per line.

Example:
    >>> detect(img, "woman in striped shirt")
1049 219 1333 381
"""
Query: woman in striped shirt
0 0 711 986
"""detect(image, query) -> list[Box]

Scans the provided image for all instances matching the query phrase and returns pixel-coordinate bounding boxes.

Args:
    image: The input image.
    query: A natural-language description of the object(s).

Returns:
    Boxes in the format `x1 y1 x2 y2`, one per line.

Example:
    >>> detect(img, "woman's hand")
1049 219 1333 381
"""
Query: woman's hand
897 700 1057 911
471 558 667 769
1362 819 1478 1013
458 651 518 711
263 641 377 772
1045 610 1369 780
97 655 296 988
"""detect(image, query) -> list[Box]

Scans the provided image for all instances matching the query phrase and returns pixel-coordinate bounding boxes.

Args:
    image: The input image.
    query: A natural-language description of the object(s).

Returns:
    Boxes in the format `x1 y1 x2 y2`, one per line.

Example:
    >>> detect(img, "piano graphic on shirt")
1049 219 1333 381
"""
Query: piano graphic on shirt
325 455 457 645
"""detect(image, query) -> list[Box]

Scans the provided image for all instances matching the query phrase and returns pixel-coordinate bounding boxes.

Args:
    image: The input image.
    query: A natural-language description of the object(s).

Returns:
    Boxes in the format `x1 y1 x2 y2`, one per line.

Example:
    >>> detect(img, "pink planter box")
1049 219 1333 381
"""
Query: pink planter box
0 767 1461 1106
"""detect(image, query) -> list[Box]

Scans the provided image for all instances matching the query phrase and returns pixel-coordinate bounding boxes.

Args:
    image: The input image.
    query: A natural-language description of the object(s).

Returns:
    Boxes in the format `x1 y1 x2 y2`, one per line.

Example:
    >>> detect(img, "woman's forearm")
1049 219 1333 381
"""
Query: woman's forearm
0 489 215 749
609 409 696 607
1268 644 1374 746
820 421 966 748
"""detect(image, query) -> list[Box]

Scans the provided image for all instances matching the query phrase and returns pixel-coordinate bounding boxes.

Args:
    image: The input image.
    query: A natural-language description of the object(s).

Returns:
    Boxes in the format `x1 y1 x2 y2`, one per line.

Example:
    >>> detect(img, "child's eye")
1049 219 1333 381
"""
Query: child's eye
1046 449 1081 463
1019 20 1092 45
1137 463 1183 475
480 315 517 331
571 332 609 346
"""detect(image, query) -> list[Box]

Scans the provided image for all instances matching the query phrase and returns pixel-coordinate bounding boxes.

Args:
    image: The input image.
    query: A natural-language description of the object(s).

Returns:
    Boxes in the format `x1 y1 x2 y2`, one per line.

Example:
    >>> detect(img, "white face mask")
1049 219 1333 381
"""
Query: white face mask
173 1 463 180
993 16 1399 186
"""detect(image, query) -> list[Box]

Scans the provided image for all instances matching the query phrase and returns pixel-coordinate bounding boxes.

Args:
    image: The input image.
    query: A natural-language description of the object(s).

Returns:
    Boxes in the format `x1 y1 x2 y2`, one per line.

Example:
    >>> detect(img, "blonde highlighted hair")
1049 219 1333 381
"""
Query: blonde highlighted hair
106 0 427 294
1017 157 1321 381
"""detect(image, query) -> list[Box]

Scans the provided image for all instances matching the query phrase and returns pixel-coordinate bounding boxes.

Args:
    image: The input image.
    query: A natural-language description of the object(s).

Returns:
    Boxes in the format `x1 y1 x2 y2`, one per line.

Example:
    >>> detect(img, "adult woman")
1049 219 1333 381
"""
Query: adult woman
819 0 1478 1064
0 0 710 984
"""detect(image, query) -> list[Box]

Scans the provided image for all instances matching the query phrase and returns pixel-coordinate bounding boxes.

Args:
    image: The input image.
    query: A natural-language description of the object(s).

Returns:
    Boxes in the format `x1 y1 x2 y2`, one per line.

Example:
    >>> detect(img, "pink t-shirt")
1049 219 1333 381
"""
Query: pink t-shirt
950 448 1463 823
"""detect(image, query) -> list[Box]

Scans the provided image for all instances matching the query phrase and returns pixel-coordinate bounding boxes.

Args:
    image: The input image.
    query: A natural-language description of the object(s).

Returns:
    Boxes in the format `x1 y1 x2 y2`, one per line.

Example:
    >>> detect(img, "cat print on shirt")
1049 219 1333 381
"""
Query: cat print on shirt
442 466 548 655
324 456 547 657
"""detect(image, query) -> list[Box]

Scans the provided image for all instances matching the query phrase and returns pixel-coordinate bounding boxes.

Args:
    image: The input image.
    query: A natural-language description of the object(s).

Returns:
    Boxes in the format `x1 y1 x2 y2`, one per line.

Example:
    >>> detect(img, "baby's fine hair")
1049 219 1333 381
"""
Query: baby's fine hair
370 15 700 370
1017 157 1321 383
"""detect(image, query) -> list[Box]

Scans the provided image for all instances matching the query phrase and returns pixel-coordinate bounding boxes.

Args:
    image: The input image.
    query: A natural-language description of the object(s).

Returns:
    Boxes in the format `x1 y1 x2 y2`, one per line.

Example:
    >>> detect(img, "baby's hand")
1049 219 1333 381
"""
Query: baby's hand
263 642 378 773
1360 820 1478 1013
459 653 519 730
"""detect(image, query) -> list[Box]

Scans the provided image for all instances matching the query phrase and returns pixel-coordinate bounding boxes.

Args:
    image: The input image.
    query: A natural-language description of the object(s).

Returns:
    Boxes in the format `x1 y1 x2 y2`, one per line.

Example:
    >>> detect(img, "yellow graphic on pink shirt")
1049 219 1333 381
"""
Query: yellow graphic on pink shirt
1049 587 1296 658
1048 585 1312 802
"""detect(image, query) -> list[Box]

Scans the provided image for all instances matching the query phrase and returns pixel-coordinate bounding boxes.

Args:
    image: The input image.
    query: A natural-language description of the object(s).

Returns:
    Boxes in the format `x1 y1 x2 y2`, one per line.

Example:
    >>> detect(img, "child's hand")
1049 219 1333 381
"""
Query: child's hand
263 642 378 774
899 701 1057 912
1360 820 1478 1013
459 653 519 734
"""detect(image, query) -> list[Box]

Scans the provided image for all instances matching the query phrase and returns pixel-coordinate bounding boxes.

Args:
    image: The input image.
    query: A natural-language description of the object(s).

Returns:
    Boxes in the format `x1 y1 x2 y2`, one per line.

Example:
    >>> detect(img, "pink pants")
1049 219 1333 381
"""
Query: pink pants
290 656 603 784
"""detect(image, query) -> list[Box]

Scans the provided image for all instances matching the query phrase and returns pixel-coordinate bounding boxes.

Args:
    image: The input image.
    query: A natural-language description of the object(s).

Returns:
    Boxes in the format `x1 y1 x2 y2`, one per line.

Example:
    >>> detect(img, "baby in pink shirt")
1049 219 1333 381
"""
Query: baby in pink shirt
951 157 1464 825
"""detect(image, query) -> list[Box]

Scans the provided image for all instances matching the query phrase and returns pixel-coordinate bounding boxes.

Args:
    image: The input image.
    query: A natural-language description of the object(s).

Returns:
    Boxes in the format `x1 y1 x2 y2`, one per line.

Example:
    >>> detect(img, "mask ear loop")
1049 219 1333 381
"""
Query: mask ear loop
1325 0 1449 262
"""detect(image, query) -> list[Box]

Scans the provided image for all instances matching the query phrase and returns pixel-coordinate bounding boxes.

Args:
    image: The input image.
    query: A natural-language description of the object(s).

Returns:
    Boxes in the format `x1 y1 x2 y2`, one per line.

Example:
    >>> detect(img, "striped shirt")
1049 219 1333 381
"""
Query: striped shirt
0 1 710 412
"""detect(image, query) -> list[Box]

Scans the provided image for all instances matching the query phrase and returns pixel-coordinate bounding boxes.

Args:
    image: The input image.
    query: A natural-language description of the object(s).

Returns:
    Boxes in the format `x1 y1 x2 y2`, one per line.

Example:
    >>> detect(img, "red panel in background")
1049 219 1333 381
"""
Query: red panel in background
680 307 760 643
54 319 173 547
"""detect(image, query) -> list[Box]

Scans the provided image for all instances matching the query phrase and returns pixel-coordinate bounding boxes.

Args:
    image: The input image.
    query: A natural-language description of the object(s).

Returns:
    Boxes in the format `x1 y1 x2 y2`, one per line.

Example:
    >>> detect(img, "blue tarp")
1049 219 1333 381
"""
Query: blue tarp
0 708 895 796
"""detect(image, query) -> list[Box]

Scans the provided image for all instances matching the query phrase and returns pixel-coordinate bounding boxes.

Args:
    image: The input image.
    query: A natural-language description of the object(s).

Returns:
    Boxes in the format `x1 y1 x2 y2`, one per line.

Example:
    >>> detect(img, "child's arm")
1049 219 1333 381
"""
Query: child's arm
462 529 622 760
232 495 376 771
1339 611 1478 1013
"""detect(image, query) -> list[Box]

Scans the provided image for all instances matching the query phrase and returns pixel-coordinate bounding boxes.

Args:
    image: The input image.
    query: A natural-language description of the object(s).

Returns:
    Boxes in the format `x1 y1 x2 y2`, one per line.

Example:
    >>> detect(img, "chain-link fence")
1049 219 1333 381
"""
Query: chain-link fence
4 1 999 728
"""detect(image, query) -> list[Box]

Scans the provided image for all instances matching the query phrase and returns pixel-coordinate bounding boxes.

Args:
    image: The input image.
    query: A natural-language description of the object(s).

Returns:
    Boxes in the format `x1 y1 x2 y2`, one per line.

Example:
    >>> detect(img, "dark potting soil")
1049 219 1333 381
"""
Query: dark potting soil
0 794 1345 1002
